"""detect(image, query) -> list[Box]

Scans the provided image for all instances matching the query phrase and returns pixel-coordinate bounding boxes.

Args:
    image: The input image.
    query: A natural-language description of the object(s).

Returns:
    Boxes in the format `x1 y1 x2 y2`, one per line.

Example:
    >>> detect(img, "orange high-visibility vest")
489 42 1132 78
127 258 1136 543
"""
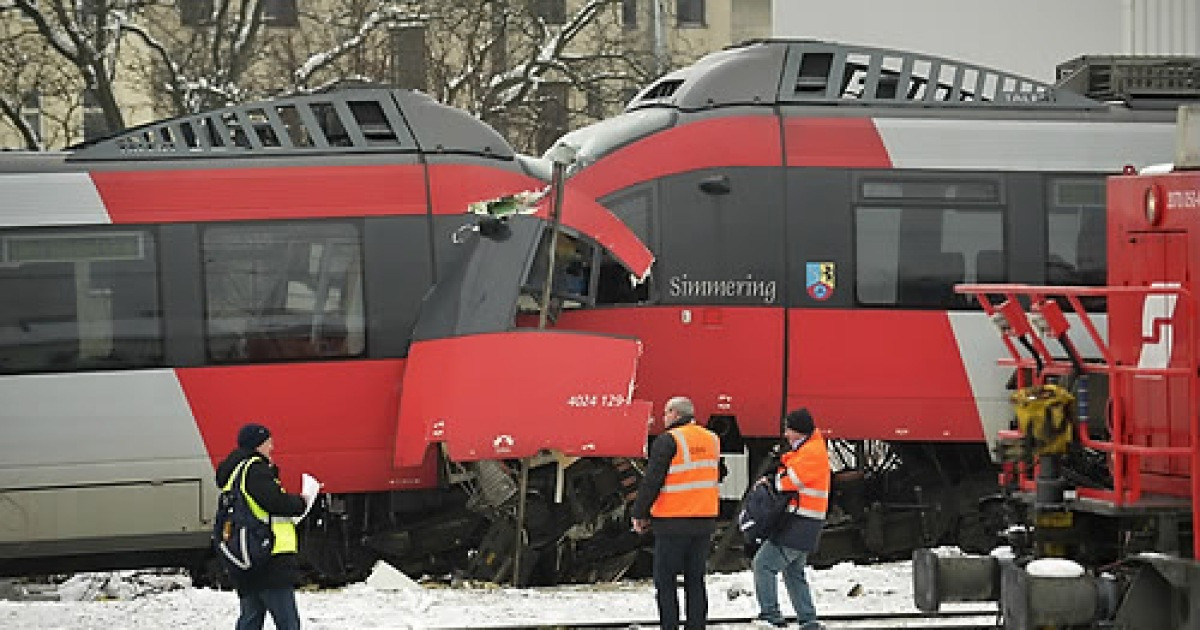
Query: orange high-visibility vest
651 423 721 518
776 429 830 520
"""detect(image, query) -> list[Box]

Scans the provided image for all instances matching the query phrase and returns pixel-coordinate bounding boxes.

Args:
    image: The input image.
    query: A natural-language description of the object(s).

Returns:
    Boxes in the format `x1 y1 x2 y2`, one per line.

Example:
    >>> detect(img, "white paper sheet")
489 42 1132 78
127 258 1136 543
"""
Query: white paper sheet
295 473 321 523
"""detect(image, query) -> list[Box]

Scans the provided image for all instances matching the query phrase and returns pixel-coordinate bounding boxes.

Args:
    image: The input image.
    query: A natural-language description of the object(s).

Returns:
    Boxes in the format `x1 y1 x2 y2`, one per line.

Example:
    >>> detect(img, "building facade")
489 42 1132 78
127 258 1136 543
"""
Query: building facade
0 0 770 151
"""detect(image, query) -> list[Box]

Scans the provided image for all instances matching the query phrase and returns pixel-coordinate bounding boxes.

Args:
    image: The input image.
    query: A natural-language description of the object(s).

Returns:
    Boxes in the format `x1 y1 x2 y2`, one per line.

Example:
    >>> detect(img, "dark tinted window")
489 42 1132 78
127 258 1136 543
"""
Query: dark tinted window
622 0 637 27
179 0 213 25
262 0 298 26
537 83 570 153
677 0 704 25
203 222 365 362
598 188 655 305
1048 178 1106 285
21 90 41 144
82 89 108 141
0 227 163 374
389 24 428 91
604 186 654 245
533 0 566 24
861 180 999 202
856 206 1003 308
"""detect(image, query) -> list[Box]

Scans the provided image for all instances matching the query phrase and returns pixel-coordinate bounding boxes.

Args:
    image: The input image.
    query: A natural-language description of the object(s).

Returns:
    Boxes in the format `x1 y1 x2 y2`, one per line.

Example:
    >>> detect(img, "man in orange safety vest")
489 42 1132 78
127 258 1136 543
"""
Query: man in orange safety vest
751 408 830 630
632 396 723 630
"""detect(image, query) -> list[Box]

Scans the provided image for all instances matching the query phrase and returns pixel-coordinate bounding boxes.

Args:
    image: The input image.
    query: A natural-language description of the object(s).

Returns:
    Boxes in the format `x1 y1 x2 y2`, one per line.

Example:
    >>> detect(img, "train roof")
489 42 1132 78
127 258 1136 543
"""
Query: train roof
66 88 516 162
628 39 1200 115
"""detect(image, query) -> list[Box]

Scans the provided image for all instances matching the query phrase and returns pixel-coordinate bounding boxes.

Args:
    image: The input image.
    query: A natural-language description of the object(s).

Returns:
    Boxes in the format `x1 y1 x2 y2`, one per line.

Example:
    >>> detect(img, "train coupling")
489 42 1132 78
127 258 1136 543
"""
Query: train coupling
914 548 1139 629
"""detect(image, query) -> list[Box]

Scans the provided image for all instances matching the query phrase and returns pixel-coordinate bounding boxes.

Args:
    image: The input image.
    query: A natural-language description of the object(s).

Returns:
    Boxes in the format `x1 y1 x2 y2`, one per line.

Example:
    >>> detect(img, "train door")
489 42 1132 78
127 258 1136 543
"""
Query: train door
646 166 787 440
557 164 787 445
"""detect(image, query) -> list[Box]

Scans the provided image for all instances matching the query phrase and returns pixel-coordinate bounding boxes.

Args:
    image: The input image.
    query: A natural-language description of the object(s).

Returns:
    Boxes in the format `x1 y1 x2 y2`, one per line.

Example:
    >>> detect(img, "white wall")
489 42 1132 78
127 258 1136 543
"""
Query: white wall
1126 0 1200 53
772 0 1199 82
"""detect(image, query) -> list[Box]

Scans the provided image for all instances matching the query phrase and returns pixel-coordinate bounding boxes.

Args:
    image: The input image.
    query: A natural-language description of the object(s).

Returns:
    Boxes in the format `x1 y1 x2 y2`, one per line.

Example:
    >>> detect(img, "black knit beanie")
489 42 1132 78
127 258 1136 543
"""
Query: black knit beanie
237 423 271 449
784 408 814 434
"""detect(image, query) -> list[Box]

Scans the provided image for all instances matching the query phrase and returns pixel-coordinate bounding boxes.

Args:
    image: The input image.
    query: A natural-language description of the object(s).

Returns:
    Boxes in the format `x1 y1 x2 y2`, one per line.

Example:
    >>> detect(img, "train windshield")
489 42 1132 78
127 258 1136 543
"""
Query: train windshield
550 109 675 168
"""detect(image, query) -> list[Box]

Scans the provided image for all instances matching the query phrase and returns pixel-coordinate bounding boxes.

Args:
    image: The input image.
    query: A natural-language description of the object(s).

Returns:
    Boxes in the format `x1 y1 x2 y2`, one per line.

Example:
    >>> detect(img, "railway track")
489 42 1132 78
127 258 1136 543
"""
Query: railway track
428 609 1000 629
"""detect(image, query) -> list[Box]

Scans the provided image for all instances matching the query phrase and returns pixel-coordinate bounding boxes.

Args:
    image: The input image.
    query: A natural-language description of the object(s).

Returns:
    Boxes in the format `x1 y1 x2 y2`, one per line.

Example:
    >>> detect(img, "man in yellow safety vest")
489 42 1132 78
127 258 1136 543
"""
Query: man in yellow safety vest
216 423 312 630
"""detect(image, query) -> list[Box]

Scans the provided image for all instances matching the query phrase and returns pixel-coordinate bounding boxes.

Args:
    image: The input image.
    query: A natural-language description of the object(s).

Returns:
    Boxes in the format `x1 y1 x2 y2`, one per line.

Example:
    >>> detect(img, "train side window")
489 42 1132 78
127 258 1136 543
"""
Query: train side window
1048 178 1106 286
602 186 654 245
202 222 365 362
0 227 164 374
596 251 649 305
855 206 1003 309
599 185 656 303
520 231 597 317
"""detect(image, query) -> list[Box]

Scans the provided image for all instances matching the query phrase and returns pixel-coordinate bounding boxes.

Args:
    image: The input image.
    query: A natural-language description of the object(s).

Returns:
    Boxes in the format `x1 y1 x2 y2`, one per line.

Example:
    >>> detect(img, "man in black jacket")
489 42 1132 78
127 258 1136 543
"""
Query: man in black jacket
631 396 724 630
215 423 309 630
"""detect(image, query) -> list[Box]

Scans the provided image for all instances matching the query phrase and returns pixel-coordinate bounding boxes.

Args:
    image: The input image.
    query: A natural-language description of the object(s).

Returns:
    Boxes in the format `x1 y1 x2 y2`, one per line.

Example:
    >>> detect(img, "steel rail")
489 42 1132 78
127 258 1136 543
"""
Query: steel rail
425 609 1000 630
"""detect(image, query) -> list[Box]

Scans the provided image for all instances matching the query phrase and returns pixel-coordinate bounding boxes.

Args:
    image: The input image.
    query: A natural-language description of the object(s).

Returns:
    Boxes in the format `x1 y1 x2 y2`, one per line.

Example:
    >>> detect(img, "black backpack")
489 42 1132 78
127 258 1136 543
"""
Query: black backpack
213 457 274 572
737 480 795 547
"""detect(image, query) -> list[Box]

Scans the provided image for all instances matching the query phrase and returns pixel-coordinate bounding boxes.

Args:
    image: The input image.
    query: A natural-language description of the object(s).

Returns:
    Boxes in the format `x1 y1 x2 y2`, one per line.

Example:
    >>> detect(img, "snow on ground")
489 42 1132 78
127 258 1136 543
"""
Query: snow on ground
0 560 989 629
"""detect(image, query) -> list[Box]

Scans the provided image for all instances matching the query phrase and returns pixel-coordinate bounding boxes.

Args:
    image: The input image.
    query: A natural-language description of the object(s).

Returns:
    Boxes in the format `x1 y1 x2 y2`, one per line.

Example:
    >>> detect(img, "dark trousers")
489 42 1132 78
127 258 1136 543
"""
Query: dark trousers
652 531 710 630
237 587 301 630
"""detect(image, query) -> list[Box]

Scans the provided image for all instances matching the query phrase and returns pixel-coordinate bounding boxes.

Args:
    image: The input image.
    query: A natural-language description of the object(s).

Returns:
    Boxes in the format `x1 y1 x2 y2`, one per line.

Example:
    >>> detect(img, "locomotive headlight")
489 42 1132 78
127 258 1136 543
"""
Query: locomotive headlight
1145 184 1166 226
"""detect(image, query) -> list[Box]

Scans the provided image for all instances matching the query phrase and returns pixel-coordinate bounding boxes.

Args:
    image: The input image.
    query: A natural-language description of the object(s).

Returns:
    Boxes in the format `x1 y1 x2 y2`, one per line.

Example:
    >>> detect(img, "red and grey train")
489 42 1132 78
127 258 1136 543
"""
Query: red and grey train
544 39 1186 564
0 39 1188 585
0 88 655 585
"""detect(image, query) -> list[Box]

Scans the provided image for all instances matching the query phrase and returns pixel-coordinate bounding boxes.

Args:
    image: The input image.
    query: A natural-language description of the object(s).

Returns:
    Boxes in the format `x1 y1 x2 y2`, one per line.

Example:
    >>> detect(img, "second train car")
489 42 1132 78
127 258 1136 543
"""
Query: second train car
541 39 1190 563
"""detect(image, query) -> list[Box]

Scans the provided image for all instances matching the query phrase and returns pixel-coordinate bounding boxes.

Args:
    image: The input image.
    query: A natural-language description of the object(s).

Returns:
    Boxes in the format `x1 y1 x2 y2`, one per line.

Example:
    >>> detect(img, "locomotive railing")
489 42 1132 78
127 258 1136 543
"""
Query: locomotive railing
956 283 1199 557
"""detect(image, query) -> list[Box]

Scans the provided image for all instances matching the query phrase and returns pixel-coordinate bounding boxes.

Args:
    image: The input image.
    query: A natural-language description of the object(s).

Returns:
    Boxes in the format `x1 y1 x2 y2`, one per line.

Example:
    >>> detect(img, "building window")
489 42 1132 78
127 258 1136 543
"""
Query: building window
261 0 298 27
622 0 637 28
585 90 606 119
677 0 704 26
532 0 566 24
389 24 427 91
537 83 569 154
21 91 41 145
75 0 101 26
82 89 108 141
179 0 213 26
203 222 366 362
0 227 164 374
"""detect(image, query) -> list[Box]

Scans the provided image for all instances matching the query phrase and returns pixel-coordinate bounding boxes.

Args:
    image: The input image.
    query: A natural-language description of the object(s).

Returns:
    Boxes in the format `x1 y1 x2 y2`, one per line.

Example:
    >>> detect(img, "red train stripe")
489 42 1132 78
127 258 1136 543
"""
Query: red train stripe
93 165 430 223
783 118 892 168
568 115 782 200
427 164 545 215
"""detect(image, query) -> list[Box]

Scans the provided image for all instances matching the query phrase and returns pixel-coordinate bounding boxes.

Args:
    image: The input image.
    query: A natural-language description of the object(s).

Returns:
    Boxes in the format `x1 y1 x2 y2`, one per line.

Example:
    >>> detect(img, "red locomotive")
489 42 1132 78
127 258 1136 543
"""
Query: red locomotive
916 105 1200 629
